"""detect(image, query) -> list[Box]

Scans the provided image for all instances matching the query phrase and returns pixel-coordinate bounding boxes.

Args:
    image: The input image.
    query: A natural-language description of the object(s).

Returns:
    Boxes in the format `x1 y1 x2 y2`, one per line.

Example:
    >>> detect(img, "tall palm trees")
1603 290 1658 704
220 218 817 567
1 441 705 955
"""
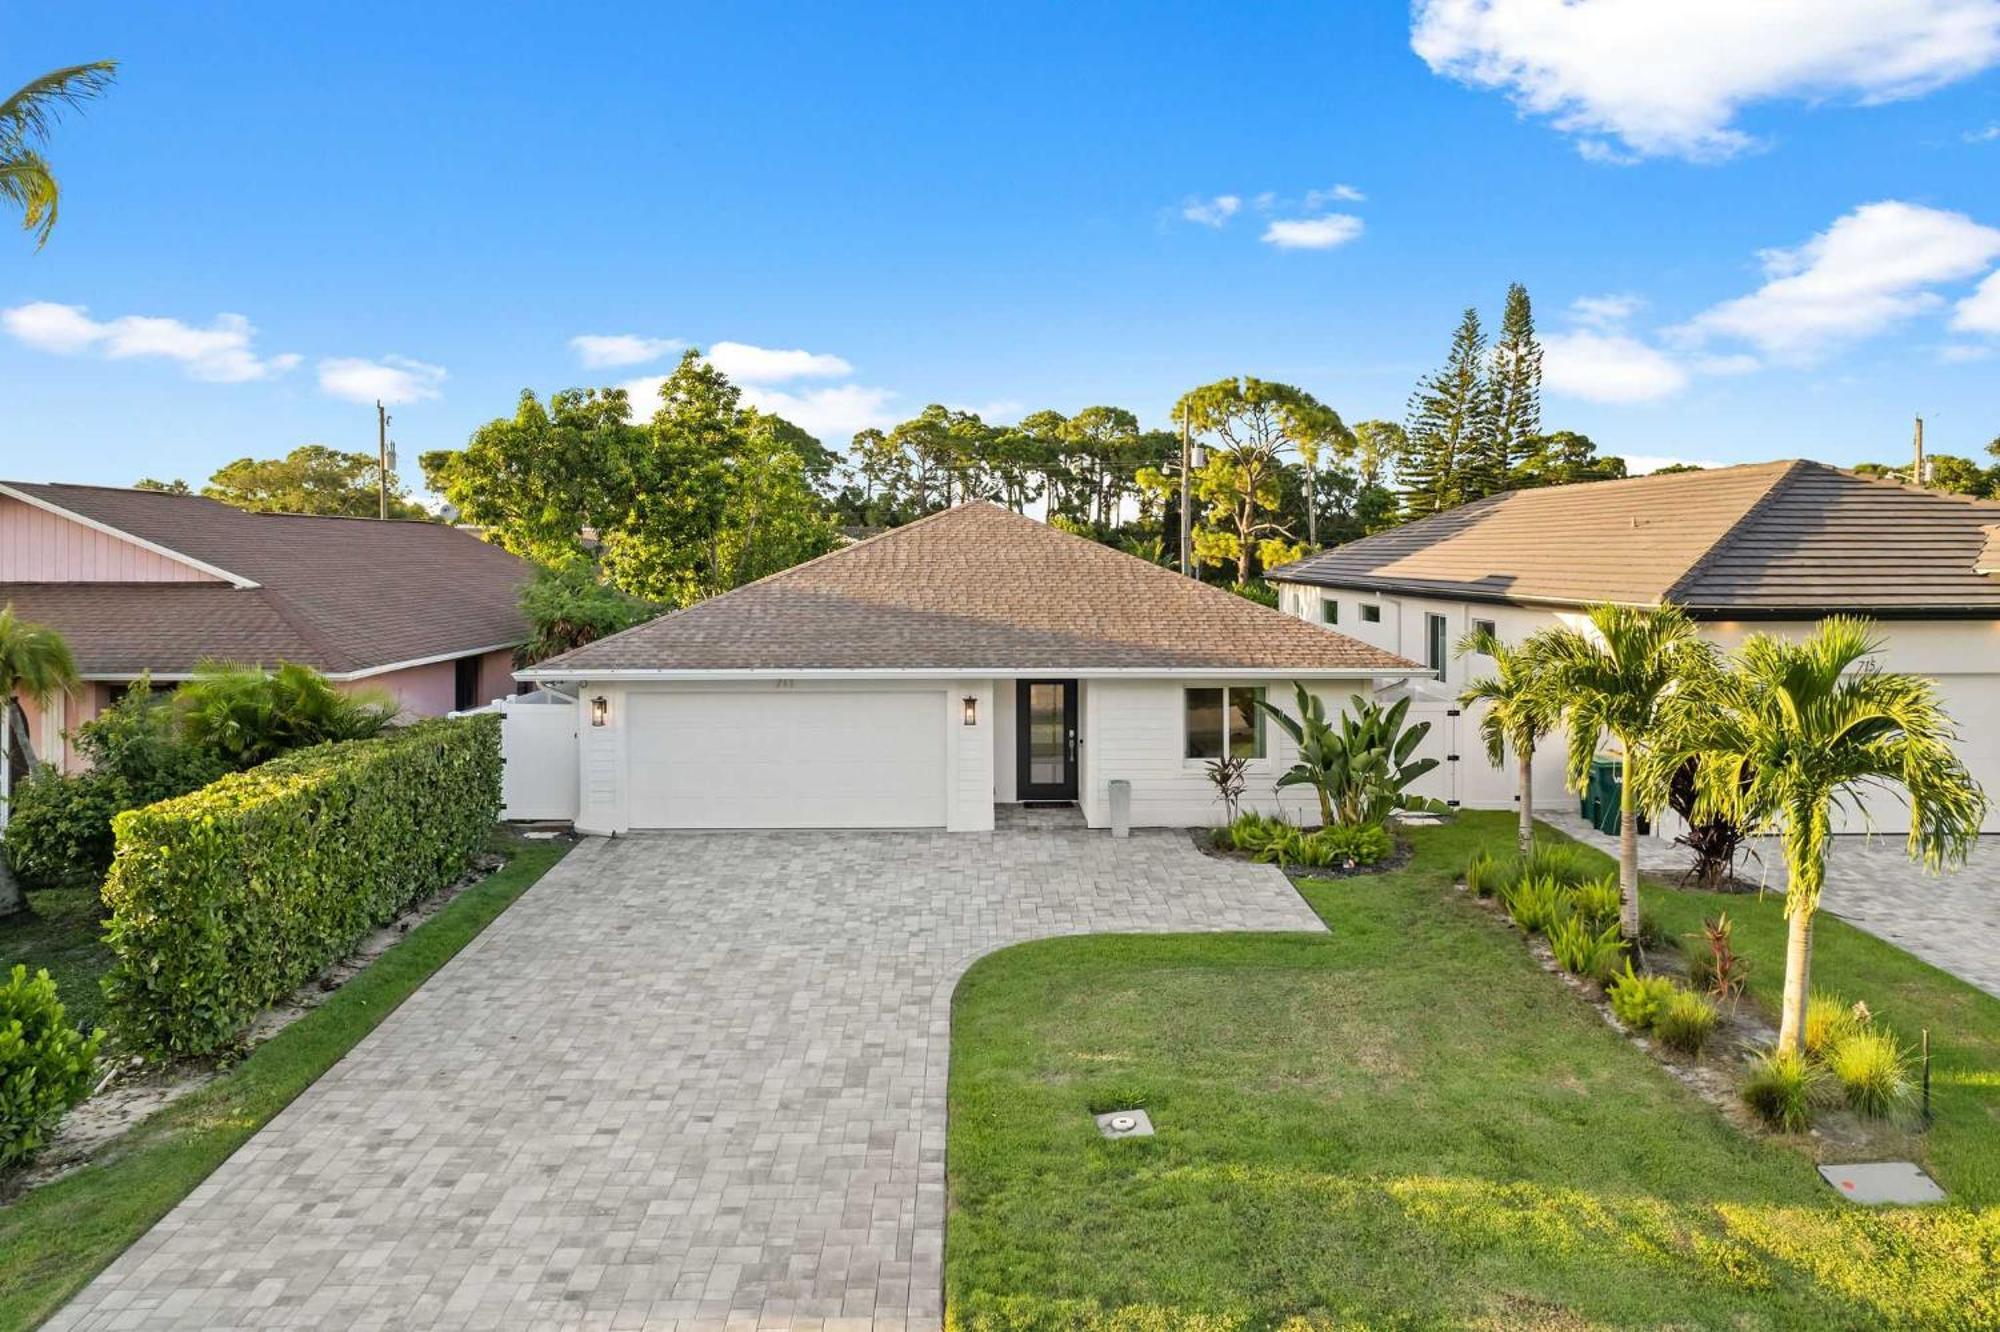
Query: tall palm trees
1526 604 1717 940
0 606 80 914
1647 618 1985 1054
1 60 117 247
1457 627 1558 858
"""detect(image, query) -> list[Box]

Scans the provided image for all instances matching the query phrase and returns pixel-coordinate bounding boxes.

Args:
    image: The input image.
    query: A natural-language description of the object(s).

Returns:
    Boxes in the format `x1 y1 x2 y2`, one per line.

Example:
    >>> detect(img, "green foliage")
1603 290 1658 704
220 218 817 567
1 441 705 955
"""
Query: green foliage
1505 874 1569 934
1826 1029 1911 1119
1654 989 1720 1057
1802 989 1868 1060
0 61 118 247
1400 306 1496 517
101 716 502 1057
2 683 228 888
1570 874 1623 932
1227 813 1390 870
1463 849 1506 897
1548 914 1627 983
517 560 661 665
1176 376 1348 582
1519 840 1595 888
1606 965 1677 1031
1224 580 1278 608
174 661 395 768
201 444 425 518
1313 822 1393 867
0 965 102 1167
1742 1049 1822 1133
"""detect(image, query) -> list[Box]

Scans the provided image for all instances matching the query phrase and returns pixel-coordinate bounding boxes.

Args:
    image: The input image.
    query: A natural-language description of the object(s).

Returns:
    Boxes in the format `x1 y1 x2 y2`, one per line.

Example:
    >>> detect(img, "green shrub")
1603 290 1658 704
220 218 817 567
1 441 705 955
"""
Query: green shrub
1547 914 1627 983
1464 849 1505 897
1826 1030 1911 1118
175 660 396 768
1606 965 1676 1030
1655 989 1720 1057
1803 990 1869 1059
0 965 104 1167
1314 822 1393 867
517 558 661 665
1520 841 1594 888
1507 874 1570 934
1227 811 1287 855
1570 874 1622 932
1743 1049 1821 1132
102 715 502 1058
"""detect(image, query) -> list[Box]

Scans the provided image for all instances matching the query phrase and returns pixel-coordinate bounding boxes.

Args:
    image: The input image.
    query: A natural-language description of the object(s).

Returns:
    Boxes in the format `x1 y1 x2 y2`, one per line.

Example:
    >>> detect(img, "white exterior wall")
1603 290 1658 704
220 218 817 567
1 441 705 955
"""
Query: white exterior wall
1275 580 2000 835
1079 676 1389 830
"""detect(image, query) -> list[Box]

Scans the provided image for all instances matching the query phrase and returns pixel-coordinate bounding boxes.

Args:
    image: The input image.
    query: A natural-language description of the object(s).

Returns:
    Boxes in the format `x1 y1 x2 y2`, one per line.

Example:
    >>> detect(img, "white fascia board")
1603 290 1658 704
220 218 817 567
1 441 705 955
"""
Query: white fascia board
0 483 260 589
514 665 1427 684
80 641 520 686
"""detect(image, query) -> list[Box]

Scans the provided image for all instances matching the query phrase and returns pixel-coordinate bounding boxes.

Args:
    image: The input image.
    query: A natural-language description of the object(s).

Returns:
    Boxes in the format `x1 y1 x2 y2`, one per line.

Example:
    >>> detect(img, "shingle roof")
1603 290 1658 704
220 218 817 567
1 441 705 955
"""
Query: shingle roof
0 482 531 676
1271 461 2000 616
530 501 1418 675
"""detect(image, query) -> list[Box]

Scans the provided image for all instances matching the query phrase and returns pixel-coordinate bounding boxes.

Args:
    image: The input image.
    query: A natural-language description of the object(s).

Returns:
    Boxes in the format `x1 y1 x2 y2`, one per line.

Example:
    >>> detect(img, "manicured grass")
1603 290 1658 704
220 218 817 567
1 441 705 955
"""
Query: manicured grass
2 885 112 1036
946 812 2000 1331
0 832 569 1330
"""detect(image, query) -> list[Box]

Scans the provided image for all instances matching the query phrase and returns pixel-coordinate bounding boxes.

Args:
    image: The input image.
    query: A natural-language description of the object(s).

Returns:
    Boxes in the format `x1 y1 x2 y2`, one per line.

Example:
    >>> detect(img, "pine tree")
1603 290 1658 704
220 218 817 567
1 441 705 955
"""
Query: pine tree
1484 282 1542 494
1400 307 1493 517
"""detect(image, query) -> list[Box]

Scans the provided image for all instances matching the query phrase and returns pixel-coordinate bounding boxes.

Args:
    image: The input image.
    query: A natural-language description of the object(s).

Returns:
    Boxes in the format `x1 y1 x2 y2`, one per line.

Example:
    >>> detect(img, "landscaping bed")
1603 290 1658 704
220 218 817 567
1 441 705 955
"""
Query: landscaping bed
946 811 1999 1331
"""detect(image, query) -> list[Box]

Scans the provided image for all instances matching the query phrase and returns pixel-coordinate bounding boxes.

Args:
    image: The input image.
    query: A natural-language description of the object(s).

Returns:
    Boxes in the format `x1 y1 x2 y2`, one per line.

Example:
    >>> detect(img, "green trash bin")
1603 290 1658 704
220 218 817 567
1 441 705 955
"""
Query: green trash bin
1590 756 1648 837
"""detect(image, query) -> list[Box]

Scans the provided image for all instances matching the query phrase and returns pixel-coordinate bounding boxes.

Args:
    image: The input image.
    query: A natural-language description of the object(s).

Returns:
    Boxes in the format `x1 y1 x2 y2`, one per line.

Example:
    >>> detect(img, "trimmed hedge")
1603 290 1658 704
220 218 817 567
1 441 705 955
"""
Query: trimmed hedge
101 715 502 1057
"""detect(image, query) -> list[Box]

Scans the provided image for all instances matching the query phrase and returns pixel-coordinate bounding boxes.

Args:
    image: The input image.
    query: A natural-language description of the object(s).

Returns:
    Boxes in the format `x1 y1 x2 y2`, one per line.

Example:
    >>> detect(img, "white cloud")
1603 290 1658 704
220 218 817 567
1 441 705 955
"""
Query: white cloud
1675 200 2000 358
1568 293 1645 328
702 341 852 383
318 354 447 405
1951 268 2000 333
1260 214 1366 250
1940 342 1994 362
569 333 680 368
1412 0 2000 161
1306 184 1366 206
1967 122 2000 142
1543 329 1691 402
619 373 896 442
1181 194 1242 226
1 301 300 383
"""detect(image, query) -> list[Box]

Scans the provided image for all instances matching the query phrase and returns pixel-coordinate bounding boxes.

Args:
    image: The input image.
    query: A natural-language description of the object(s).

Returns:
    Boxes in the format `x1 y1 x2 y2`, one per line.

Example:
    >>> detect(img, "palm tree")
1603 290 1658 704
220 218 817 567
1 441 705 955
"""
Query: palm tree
1457 627 1559 858
1 605 80 914
1528 603 1717 940
1647 618 1985 1054
1 60 118 247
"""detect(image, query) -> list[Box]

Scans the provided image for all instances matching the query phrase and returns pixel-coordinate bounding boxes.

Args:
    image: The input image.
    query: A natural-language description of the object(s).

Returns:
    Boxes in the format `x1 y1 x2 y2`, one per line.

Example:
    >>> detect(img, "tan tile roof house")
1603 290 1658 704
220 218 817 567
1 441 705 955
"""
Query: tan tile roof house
1 481 532 766
519 502 1422 835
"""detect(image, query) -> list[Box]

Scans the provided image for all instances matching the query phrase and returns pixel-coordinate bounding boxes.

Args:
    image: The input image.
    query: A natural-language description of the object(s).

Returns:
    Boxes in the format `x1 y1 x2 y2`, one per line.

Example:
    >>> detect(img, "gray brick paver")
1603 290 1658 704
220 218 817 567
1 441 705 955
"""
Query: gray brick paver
48 825 1320 1331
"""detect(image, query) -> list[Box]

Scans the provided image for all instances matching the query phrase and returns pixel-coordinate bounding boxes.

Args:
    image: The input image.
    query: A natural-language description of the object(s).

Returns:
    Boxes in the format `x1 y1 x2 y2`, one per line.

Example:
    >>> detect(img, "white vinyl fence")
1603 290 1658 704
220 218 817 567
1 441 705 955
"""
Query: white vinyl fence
458 691 579 822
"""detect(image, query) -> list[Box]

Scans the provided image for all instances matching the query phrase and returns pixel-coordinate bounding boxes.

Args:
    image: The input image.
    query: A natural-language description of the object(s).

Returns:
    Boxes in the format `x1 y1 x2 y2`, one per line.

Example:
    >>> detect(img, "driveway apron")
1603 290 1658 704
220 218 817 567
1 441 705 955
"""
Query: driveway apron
50 826 1324 1331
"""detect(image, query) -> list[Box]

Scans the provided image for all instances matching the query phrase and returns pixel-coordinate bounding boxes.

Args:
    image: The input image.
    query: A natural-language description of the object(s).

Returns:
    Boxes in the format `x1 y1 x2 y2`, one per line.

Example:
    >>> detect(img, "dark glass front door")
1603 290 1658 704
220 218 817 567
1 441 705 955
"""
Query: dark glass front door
1016 679 1078 801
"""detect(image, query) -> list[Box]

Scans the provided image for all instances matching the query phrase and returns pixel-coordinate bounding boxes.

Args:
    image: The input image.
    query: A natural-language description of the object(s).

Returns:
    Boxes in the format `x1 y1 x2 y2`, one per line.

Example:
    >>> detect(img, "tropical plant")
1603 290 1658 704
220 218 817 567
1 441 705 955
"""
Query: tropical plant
1607 965 1676 1030
1826 1030 1911 1118
1 604 80 914
1742 1049 1822 1132
1650 617 1985 1055
1667 759 1748 890
1802 990 1869 1060
1205 755 1250 823
1570 874 1623 932
517 560 661 665
1655 989 1720 1057
1519 841 1595 889
1458 626 1560 857
1548 914 1627 983
173 661 397 768
1506 874 1569 934
1684 912 1750 1006
1226 810 1287 856
1464 848 1505 898
1316 822 1393 867
0 965 103 1165
1 61 117 247
1530 602 1718 941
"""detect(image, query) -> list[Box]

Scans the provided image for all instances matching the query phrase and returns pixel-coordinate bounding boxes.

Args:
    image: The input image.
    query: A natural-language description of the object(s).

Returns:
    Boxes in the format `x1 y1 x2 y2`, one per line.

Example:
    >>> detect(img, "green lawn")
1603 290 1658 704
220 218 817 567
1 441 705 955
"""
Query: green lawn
2 885 112 1036
0 831 569 1330
946 812 2000 1331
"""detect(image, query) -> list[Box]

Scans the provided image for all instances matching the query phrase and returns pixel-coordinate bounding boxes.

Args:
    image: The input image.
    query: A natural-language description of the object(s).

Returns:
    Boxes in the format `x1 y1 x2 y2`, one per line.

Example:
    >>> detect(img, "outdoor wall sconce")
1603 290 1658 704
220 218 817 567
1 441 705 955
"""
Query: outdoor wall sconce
591 696 609 727
962 696 978 726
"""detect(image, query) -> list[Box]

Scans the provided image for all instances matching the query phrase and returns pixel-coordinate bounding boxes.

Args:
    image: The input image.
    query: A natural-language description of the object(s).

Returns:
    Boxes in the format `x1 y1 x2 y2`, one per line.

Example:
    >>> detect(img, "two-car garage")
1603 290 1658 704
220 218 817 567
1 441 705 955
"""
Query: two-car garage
623 689 950 829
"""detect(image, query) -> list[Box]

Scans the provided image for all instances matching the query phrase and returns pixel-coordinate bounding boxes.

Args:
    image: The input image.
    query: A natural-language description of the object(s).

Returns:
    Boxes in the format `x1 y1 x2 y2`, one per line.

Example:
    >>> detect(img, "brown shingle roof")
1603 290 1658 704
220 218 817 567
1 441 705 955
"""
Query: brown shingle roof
1272 461 2000 616
530 501 1418 675
0 482 531 675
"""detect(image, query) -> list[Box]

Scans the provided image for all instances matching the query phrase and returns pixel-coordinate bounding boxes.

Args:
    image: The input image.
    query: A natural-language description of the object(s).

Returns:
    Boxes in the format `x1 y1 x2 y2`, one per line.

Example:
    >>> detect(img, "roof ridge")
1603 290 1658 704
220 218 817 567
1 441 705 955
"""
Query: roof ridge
237 585 360 673
1660 459 1809 604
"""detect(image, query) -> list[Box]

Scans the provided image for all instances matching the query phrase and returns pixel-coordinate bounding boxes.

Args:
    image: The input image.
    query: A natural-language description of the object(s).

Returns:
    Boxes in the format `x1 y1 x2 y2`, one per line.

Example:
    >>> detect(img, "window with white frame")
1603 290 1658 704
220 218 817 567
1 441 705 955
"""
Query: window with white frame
1426 613 1449 680
1360 603 1382 623
1320 597 1339 625
1472 618 1497 642
1184 686 1267 760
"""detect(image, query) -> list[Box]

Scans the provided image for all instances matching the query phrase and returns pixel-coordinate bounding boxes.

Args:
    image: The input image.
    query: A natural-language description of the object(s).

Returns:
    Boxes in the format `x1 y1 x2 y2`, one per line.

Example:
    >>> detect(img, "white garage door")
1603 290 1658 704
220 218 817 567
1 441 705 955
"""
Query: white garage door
1833 675 2000 835
626 690 948 829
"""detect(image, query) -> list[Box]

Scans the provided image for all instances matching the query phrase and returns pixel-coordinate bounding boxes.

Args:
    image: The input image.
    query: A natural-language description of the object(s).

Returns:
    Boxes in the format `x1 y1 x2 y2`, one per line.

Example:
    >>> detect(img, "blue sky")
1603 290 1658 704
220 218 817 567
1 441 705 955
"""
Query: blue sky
4 1 1999 491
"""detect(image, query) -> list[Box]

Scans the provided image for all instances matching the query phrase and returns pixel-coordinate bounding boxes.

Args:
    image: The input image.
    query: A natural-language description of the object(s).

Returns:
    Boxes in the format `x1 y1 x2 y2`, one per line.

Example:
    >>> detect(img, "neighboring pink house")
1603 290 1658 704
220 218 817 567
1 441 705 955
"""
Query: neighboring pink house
1 481 530 773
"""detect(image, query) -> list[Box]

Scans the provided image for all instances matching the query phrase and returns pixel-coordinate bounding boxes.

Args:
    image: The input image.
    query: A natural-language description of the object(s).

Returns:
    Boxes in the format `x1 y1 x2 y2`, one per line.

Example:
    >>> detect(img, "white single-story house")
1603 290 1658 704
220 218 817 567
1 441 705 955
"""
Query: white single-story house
1268 459 2000 834
516 501 1425 833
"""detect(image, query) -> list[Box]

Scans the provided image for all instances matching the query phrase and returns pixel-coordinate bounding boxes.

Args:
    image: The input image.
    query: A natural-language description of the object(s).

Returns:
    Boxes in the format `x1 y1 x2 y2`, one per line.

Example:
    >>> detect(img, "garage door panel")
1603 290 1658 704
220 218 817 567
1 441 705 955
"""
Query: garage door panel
1832 676 2000 835
627 690 947 829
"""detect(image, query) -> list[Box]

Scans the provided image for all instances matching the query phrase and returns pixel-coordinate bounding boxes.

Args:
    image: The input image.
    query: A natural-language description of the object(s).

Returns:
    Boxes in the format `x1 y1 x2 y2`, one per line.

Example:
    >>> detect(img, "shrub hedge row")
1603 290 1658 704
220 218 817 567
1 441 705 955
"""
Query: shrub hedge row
101 715 502 1057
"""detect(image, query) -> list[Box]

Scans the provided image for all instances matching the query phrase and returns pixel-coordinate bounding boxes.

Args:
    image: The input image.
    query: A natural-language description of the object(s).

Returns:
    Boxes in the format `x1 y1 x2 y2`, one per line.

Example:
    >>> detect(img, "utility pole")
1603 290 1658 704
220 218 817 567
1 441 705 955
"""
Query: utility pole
377 400 391 520
1912 414 1926 489
1178 406 1192 577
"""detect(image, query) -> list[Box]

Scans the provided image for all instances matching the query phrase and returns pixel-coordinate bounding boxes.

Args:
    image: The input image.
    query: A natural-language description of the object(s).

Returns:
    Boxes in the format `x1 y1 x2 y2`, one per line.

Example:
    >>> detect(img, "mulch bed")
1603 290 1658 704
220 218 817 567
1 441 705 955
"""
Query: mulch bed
1190 826 1416 882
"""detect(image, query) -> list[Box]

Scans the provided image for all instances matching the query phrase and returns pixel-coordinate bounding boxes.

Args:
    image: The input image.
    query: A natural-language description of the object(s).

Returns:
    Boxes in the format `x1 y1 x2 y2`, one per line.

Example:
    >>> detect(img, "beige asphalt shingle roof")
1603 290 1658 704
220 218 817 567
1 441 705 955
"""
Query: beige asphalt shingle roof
1 481 531 676
530 501 1417 675
1272 460 2000 615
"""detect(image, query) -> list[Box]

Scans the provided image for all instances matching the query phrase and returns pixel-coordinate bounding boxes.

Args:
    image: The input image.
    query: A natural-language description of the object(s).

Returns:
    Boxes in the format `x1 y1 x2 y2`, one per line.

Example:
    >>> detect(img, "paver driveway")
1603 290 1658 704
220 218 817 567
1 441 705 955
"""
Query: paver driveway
52 826 1323 1331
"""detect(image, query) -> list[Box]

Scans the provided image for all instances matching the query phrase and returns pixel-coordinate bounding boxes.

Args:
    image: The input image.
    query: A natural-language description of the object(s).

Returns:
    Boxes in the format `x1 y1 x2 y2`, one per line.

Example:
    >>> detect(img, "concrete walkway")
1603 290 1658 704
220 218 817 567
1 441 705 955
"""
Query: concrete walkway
51 826 1323 1332
1543 812 2000 1000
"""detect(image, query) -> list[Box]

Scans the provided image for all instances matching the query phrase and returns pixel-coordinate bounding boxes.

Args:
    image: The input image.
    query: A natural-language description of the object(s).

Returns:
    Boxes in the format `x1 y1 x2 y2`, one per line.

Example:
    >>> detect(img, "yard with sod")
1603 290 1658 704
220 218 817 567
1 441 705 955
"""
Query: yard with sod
946 811 1999 1331
0 830 569 1330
